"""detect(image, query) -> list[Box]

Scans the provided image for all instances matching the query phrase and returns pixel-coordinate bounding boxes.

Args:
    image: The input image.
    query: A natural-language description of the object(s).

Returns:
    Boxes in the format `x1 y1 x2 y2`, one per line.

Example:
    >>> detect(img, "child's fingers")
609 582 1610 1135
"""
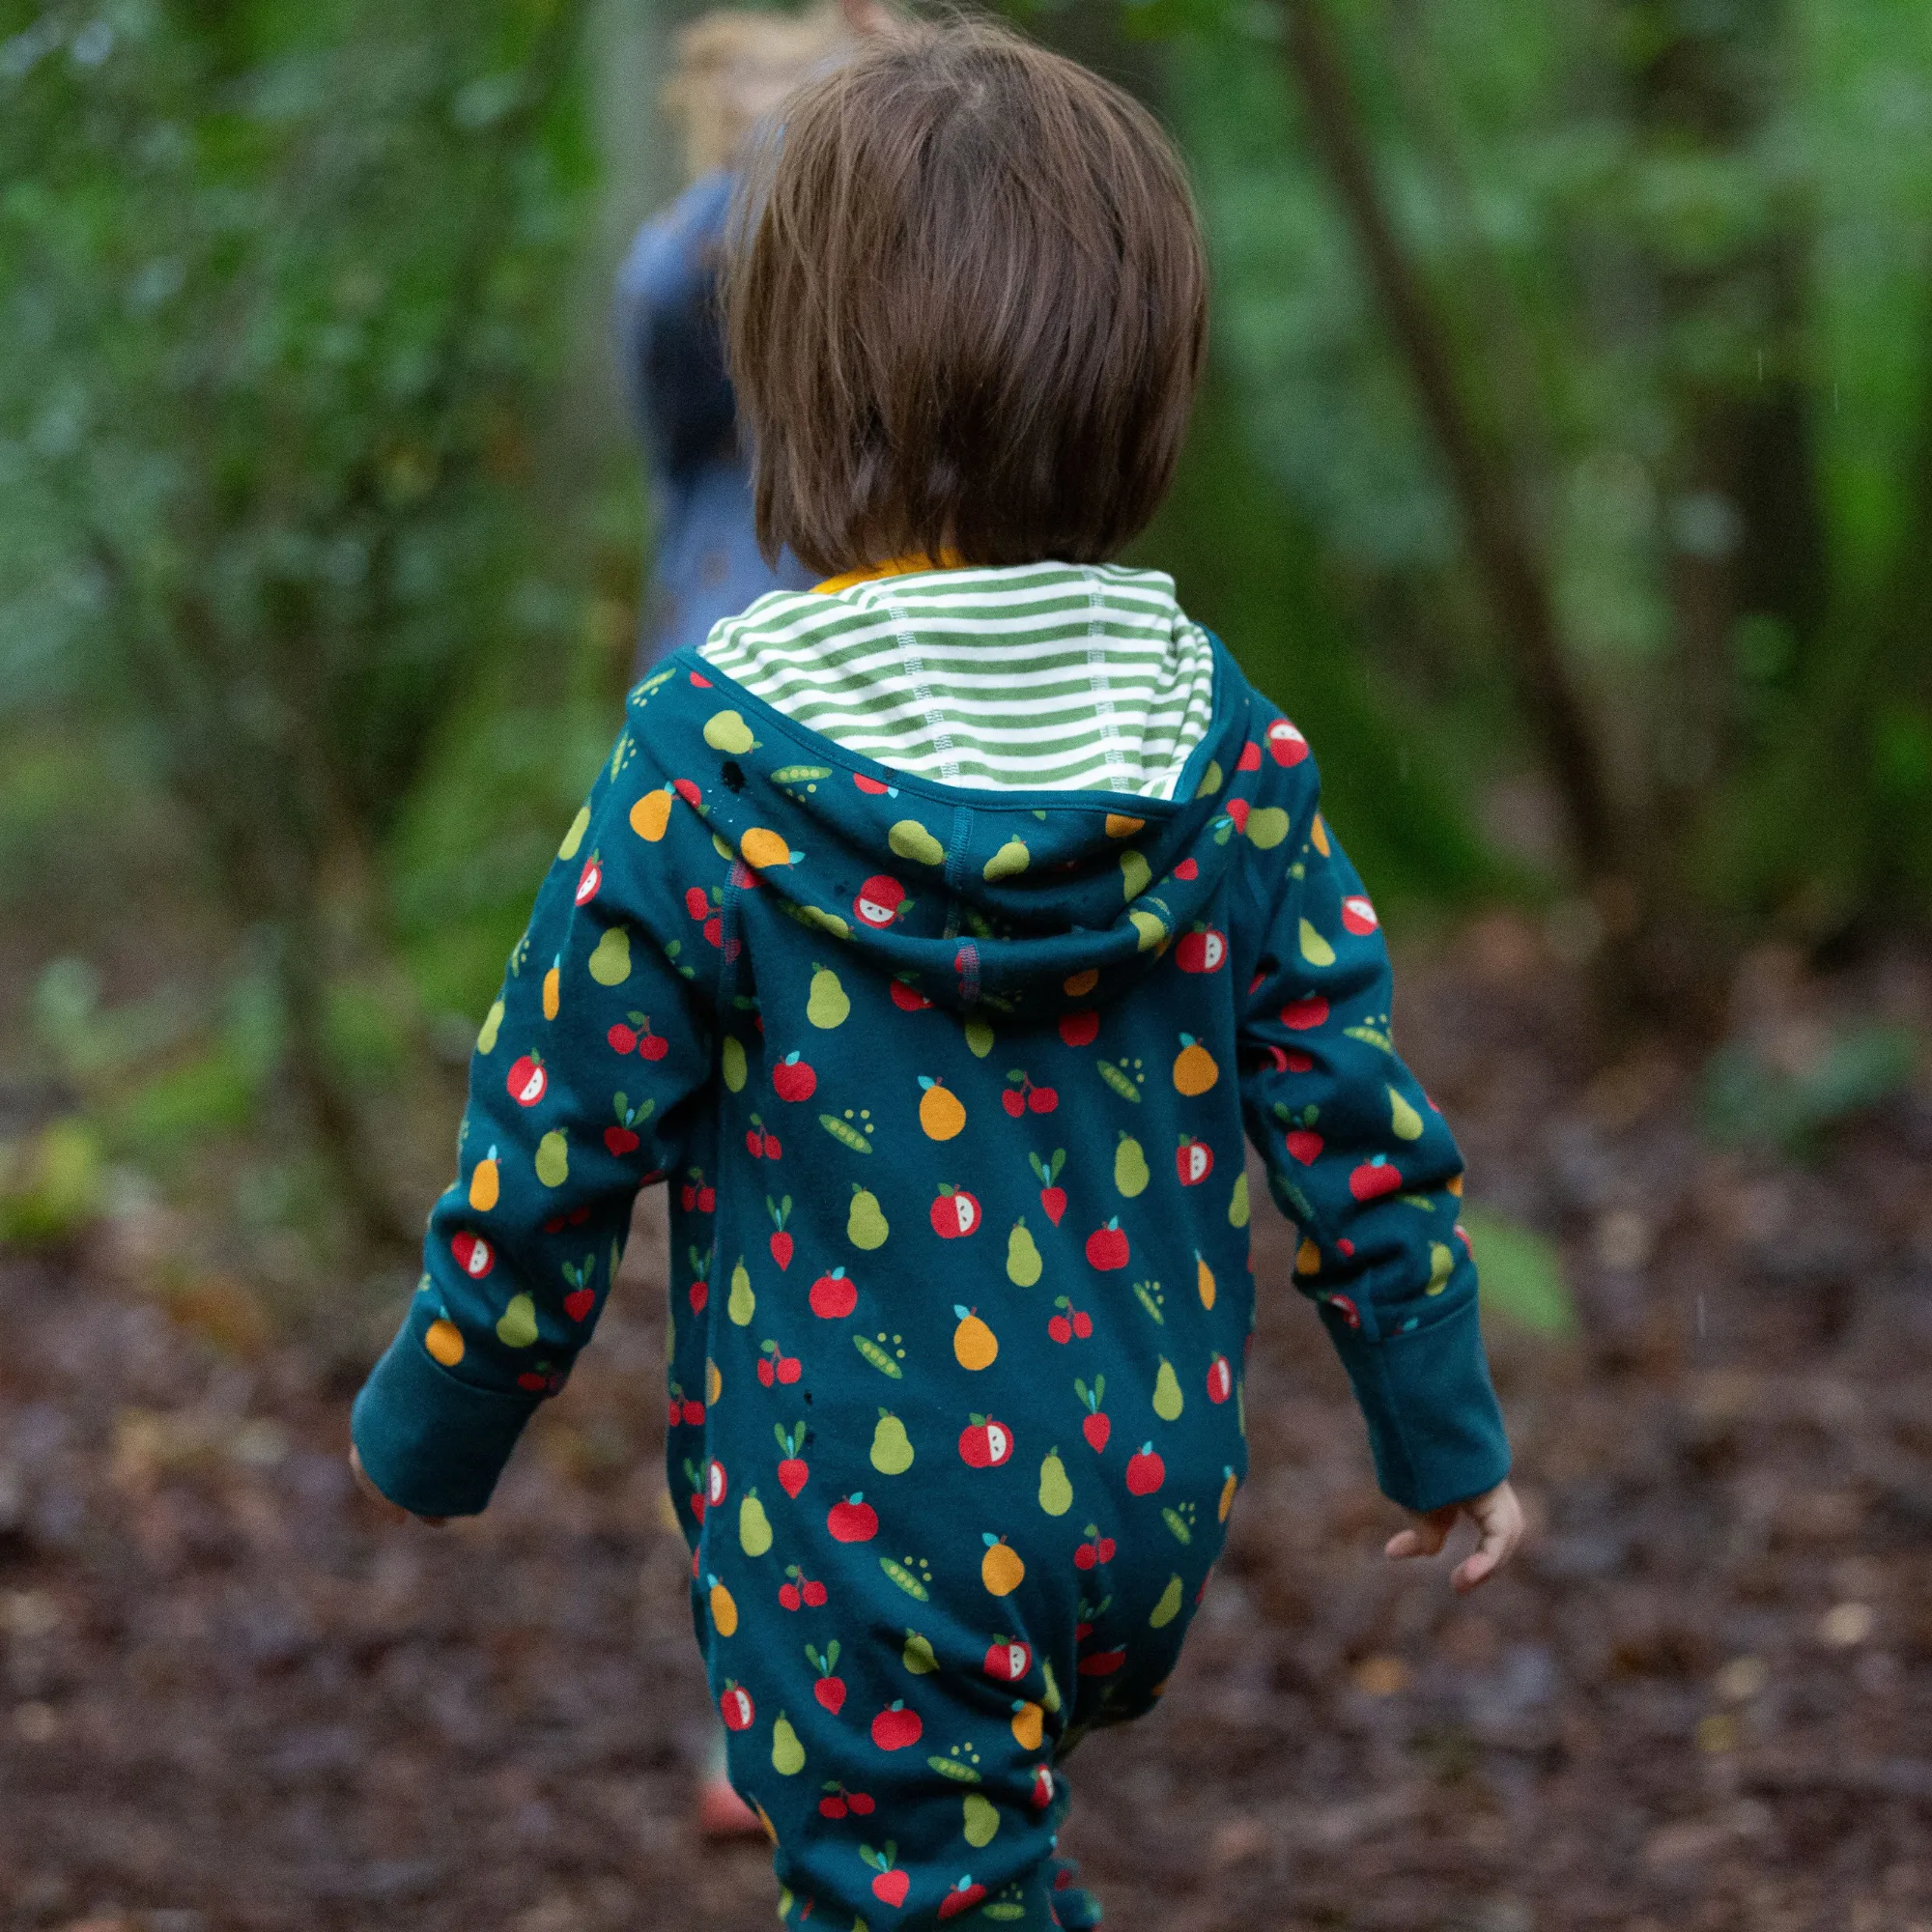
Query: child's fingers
1384 1507 1454 1562
1449 1488 1524 1592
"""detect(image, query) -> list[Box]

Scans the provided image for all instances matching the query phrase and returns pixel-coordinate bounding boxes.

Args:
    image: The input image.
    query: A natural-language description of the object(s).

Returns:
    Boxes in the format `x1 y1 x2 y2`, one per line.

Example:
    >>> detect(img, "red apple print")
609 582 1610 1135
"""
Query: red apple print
689 671 712 687
1031 1764 1054 1808
671 779 702 808
810 1267 857 1319
1327 1292 1362 1329
870 1702 923 1750
1342 895 1379 935
1177 1136 1214 1185
772 1052 817 1102
890 979 932 1011
854 772 893 795
1350 1155 1403 1201
1226 798 1250 833
1286 1128 1323 1165
829 1494 878 1543
705 1459 727 1509
608 1021 639 1054
1176 926 1227 974
939 1880 988 1920
872 1869 910 1910
1207 1354 1234 1404
575 855 602 905
1124 1443 1165 1495
1076 1374 1110 1450
1174 857 1198 880
1085 1220 1129 1271
1079 1647 1127 1677
1267 718 1309 765
931 1185 982 1238
1236 738 1264 772
1282 995 1329 1031
719 1683 754 1730
450 1232 494 1278
1028 1084 1059 1113
684 887 709 921
1059 1009 1099 1047
983 1637 1031 1681
563 1287 594 1322
854 875 907 928
957 1415 1013 1468
507 1055 547 1106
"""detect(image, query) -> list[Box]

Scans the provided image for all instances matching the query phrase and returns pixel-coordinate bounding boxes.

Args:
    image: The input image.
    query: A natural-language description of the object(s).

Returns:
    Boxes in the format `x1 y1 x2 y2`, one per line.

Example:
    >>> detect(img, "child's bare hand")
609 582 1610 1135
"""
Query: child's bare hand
349 1445 447 1528
1385 1479 1522 1592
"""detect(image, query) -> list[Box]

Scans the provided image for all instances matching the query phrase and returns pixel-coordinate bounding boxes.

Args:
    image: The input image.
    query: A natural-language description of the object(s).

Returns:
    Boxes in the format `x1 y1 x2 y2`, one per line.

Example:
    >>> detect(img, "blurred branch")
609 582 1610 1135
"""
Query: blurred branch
1276 1 1625 895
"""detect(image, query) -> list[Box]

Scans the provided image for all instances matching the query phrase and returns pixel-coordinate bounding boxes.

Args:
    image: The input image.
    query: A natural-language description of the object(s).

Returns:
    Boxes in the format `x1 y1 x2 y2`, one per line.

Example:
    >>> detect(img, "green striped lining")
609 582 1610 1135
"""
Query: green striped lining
697 561 1216 799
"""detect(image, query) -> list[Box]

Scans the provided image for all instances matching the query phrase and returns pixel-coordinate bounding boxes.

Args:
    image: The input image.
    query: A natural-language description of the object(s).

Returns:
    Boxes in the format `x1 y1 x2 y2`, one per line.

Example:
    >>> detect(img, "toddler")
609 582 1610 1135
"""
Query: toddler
353 20 1520 1928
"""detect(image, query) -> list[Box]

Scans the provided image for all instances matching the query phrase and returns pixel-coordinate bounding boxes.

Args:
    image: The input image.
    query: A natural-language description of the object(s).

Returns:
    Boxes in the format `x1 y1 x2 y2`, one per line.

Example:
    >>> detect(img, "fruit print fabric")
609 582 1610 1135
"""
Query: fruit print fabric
353 639 1508 1929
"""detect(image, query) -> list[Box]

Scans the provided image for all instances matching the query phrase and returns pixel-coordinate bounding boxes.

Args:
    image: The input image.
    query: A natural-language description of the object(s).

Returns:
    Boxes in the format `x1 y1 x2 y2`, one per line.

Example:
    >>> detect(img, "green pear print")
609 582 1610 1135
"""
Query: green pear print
982 837 1029 881
848 1185 889 1251
558 806 590 860
1114 1132 1150 1198
535 1130 569 1188
1150 1574 1183 1628
721 1037 747 1092
964 1017 995 1059
1298 917 1335 967
772 1711 806 1776
588 927 631 985
903 1630 940 1675
1390 1085 1425 1141
1228 1172 1250 1228
477 998 504 1055
888 819 945 866
702 708 755 754
1152 1357 1184 1422
1006 1219 1042 1288
1120 849 1151 900
808 964 850 1029
739 1489 773 1557
496 1293 538 1350
1037 1447 1072 1518
727 1257 755 1326
963 1791 1000 1848
870 1409 915 1475
1247 806 1291 848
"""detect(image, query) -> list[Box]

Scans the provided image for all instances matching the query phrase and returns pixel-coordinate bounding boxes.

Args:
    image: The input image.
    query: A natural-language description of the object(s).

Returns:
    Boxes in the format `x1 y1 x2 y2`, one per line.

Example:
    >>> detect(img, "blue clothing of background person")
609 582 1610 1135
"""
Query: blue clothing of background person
614 169 813 673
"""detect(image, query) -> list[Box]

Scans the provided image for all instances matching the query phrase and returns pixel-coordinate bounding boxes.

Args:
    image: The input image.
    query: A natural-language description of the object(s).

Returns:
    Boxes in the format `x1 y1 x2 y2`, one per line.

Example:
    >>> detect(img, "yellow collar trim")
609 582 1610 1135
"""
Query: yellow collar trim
812 551 964 595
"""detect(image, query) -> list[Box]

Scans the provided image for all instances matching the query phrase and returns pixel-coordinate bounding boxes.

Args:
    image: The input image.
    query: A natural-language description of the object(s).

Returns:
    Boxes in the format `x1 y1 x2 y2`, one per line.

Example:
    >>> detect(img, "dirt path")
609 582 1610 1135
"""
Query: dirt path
1 935 1928 1929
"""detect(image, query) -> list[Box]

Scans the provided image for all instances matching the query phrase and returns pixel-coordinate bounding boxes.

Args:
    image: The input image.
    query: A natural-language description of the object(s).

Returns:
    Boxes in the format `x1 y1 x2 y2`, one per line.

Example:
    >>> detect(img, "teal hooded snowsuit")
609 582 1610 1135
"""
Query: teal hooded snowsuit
354 640 1509 1929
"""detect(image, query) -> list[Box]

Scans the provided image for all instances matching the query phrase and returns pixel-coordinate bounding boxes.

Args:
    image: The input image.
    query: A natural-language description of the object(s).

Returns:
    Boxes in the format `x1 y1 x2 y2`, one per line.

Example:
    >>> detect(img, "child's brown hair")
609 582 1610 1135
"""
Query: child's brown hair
725 15 1208 577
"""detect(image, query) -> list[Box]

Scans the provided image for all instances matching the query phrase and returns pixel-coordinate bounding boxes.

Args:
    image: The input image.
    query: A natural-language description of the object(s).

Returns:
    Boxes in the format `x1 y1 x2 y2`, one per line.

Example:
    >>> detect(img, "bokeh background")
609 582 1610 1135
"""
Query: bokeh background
2 1 1930 1927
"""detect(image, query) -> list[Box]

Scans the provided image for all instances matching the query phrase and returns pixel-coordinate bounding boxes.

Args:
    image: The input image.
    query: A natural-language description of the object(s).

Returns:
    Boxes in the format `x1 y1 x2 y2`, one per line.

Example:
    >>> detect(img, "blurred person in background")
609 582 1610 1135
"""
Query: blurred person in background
615 0 895 678
611 0 894 1833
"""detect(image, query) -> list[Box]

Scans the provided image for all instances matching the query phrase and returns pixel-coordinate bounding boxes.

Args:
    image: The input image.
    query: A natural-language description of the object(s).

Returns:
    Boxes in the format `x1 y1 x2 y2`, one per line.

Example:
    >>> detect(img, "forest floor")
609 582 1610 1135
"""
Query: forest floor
1 918 1929 1932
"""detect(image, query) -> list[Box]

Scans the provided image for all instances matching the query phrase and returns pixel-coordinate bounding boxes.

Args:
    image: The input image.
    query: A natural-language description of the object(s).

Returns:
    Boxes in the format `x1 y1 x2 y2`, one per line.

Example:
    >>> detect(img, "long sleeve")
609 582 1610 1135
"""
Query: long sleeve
353 726 720 1517
1236 752 1509 1515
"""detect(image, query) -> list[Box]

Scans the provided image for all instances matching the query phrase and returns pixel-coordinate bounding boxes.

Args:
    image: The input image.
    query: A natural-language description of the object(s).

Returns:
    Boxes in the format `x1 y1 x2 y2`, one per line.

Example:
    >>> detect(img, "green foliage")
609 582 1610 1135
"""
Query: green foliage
1703 1024 1920 1155
1462 1207 1577 1339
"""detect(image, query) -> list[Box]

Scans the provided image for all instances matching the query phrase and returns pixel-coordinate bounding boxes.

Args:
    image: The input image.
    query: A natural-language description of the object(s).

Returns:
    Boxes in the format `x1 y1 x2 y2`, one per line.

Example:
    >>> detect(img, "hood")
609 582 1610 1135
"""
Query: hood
631 639 1273 1021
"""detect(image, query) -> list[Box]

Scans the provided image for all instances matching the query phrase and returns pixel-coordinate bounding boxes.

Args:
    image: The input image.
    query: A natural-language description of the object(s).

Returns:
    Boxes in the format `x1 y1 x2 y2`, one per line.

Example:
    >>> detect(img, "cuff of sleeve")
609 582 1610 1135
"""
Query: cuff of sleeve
351 1313 538 1519
1326 1297 1512 1514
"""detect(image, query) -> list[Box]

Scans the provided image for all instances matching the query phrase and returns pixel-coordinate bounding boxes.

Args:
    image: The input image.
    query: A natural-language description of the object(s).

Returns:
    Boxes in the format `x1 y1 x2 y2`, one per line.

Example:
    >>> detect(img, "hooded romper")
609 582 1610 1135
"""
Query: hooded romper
355 621 1510 1929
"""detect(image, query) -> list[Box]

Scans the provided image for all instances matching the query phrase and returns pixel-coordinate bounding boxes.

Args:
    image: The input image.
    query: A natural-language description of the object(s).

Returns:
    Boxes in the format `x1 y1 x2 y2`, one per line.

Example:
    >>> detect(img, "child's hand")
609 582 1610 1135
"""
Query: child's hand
349 1445 448 1528
1384 1479 1522 1592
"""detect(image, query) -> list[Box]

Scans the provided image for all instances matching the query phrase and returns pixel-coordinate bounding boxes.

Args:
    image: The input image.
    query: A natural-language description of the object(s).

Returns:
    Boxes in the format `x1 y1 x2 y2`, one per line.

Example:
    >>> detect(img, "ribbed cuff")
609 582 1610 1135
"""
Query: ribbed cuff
351 1310 538 1518
1324 1297 1511 1514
